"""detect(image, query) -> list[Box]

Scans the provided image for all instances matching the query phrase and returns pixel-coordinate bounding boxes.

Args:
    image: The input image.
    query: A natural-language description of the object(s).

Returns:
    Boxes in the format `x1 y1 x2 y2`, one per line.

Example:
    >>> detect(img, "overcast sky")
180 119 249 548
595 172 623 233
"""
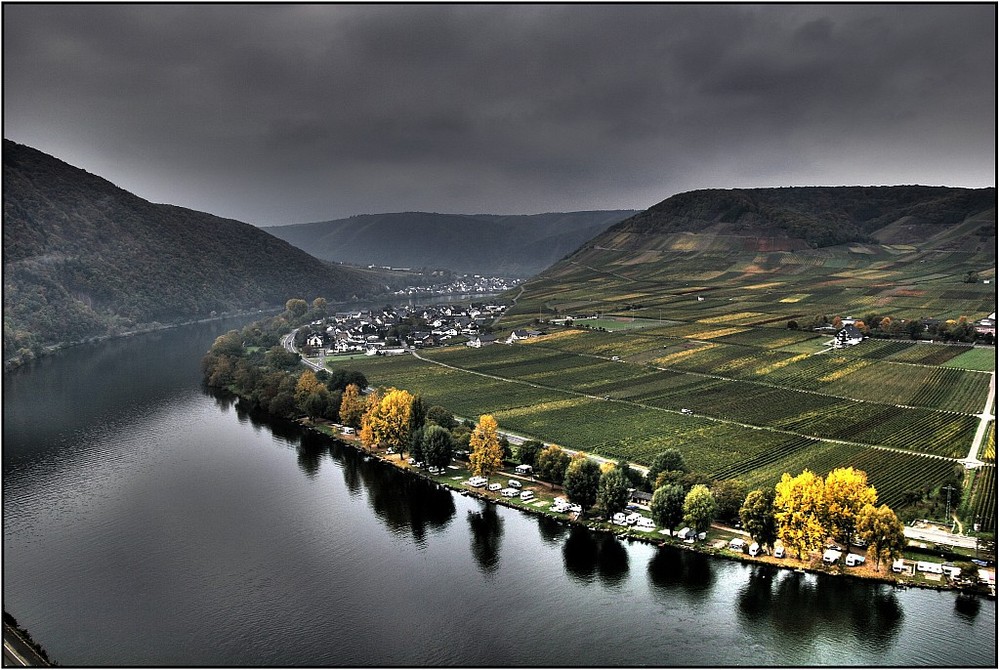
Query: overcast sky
4 3 996 226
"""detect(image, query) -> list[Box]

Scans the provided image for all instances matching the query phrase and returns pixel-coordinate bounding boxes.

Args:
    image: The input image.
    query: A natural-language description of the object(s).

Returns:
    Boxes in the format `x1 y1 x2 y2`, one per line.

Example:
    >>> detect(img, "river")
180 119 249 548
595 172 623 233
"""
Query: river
2 317 996 666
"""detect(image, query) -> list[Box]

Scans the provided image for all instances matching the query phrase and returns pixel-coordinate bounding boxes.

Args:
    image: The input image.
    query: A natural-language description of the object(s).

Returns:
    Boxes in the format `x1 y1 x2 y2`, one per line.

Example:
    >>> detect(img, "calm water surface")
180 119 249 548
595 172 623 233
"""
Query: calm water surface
3 318 996 666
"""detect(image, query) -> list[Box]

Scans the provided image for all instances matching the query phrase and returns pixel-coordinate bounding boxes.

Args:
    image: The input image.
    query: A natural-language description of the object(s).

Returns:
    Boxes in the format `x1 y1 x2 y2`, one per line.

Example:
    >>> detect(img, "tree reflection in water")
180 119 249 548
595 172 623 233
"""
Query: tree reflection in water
562 526 629 586
737 568 904 650
954 593 981 621
647 545 715 600
352 455 456 547
295 431 329 478
536 515 569 546
467 503 504 575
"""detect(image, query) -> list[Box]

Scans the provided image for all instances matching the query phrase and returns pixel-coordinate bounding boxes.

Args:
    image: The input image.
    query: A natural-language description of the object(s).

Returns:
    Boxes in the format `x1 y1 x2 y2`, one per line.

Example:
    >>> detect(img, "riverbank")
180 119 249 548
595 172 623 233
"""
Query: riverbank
2 307 285 372
303 418 995 598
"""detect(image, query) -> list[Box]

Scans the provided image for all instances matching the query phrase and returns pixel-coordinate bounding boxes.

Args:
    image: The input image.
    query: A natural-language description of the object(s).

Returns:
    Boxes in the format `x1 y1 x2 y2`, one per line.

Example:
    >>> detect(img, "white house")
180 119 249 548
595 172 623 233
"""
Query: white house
466 334 496 348
834 324 864 348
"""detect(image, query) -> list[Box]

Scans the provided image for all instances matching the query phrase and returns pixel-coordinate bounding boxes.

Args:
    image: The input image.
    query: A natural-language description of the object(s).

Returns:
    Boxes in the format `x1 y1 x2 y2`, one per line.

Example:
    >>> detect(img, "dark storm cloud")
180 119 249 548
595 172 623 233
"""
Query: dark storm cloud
3 4 995 224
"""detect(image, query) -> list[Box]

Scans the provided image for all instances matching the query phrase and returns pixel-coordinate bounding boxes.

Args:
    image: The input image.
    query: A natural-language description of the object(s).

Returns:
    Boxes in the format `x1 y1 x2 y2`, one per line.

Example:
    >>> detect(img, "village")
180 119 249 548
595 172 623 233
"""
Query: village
388 273 522 298
298 300 544 356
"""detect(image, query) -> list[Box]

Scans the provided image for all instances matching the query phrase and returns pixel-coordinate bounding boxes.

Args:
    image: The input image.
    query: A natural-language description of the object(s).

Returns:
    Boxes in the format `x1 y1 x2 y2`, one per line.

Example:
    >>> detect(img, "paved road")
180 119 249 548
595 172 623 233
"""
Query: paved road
3 622 49 667
964 371 996 467
281 329 325 372
903 524 980 550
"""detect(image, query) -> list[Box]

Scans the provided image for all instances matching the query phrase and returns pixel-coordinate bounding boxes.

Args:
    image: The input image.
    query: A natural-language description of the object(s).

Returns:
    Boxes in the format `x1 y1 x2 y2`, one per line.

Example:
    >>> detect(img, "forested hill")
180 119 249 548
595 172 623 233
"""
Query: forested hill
612 186 997 249
3 140 376 364
263 210 637 276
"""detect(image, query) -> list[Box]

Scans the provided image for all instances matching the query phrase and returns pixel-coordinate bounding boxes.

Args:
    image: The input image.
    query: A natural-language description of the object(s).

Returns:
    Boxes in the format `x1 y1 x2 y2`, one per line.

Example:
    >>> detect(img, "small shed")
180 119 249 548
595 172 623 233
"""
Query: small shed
629 489 653 505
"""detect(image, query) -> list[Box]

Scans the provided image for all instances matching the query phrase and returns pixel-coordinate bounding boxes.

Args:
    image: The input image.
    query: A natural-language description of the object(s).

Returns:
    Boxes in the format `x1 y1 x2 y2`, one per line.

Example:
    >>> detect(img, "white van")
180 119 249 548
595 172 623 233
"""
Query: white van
846 553 866 567
519 490 534 501
636 517 656 530
773 546 785 559
749 542 760 557
508 479 522 489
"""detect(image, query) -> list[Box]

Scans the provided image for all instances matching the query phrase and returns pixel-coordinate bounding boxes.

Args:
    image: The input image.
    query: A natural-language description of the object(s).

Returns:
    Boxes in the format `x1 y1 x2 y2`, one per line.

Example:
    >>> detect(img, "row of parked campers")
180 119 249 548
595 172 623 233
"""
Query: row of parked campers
612 512 656 530
728 538 762 556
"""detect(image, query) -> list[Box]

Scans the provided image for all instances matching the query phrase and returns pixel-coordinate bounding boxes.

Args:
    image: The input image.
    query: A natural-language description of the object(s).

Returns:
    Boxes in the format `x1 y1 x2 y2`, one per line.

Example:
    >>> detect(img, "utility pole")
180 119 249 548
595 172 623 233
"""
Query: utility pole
943 484 956 524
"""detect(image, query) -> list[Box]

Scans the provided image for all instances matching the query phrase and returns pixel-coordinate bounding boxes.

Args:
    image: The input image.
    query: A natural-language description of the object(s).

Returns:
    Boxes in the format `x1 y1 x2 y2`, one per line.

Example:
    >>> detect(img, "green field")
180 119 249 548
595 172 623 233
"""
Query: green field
941 347 997 372
344 212 995 526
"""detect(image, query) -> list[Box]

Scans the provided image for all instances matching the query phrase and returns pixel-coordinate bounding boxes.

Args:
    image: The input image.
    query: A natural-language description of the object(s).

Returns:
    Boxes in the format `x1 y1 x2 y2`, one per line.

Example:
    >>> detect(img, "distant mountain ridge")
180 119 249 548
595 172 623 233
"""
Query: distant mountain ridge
263 210 637 276
612 186 997 249
3 139 376 363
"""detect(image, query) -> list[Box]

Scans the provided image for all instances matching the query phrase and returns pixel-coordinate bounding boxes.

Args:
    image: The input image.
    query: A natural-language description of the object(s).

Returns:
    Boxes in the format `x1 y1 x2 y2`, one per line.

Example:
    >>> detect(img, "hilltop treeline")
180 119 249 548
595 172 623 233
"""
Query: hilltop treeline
618 186 997 248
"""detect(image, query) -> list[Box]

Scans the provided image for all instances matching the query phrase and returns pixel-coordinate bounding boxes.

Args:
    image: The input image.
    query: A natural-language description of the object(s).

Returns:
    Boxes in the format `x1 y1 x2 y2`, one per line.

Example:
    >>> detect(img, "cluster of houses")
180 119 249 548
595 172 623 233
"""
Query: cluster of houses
301 302 538 355
831 313 997 348
390 275 522 297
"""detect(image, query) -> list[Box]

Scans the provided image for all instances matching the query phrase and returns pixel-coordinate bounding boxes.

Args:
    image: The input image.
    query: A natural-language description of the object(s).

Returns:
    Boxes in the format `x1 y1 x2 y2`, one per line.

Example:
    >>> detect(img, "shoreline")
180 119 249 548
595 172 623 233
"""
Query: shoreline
2 307 282 372
303 418 995 599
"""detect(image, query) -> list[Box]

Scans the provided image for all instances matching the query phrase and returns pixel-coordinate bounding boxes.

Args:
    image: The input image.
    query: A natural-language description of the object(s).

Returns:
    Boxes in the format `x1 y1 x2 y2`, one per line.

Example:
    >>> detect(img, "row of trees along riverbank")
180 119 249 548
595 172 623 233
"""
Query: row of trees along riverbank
201 306 987 586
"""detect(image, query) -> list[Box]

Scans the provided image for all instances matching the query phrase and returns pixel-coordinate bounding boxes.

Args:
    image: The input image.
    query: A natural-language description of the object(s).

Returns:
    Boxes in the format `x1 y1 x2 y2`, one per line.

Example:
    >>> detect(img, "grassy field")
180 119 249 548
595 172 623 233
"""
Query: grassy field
941 347 997 372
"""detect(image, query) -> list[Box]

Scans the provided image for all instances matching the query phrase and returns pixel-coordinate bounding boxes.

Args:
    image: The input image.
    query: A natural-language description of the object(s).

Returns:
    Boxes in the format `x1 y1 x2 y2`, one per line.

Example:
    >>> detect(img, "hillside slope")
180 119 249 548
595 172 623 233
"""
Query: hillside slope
263 210 636 276
504 185 996 327
3 140 376 362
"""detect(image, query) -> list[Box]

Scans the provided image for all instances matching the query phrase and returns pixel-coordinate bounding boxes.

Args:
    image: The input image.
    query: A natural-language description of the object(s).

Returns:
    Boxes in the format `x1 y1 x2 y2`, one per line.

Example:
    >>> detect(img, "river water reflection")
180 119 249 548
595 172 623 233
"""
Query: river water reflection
3 318 996 666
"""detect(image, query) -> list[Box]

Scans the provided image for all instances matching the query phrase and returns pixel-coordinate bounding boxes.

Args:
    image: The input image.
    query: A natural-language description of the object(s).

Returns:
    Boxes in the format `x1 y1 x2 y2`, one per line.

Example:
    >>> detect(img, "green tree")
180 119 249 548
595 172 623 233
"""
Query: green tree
646 448 688 490
268 390 296 417
856 503 905 571
650 484 686 533
536 444 571 488
683 484 717 534
711 478 749 524
594 467 630 519
421 424 455 468
326 369 368 392
774 470 826 560
285 298 308 318
739 488 778 551
408 393 429 457
468 414 503 482
426 405 457 429
563 455 602 514
210 329 243 357
518 439 544 467
822 467 877 547
499 435 512 462
294 370 327 415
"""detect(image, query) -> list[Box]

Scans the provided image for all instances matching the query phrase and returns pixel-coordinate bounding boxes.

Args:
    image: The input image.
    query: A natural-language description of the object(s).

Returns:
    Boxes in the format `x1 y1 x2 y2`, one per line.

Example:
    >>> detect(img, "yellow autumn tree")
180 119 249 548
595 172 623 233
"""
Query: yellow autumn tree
339 383 367 427
822 467 877 546
774 470 826 560
359 388 413 452
468 414 503 483
856 503 906 571
294 370 325 407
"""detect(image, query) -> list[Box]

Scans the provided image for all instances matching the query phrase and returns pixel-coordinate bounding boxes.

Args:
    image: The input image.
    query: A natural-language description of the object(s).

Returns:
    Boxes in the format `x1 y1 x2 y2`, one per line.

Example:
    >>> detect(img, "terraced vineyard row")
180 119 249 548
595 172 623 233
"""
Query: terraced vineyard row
430 339 981 456
512 328 988 415
968 466 997 532
848 450 961 510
